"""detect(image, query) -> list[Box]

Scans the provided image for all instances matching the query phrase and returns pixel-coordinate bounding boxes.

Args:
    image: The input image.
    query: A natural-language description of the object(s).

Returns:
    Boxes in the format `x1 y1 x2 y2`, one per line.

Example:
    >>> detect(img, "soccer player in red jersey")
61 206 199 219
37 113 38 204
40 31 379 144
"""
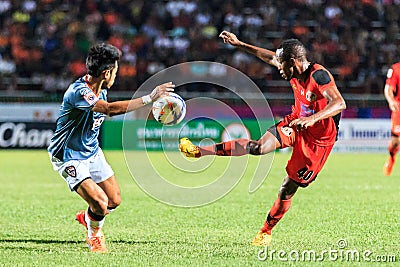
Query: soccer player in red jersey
383 62 400 176
179 31 346 246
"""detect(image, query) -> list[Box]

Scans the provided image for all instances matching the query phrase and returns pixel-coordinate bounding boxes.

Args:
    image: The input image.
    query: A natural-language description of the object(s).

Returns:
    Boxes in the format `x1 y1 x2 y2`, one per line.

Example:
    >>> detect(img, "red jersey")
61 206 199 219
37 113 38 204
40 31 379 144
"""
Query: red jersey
386 62 400 135
386 62 400 102
289 63 339 146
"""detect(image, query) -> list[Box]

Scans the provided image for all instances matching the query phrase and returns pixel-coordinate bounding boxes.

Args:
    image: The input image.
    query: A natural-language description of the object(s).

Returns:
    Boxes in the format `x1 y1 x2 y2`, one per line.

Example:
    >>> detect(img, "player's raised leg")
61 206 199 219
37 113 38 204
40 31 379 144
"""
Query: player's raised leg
252 177 299 246
179 130 281 157
383 136 399 176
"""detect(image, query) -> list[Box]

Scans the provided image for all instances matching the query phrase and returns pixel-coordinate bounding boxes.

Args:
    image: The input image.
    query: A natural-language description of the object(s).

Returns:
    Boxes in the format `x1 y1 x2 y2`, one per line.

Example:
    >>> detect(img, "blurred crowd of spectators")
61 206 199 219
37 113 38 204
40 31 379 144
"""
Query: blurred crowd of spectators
0 0 400 95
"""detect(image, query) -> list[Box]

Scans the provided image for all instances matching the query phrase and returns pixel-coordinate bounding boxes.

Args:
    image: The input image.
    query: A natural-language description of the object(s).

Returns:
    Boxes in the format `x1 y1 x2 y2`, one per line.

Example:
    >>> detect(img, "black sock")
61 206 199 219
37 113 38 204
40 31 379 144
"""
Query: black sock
107 206 117 213
87 207 105 221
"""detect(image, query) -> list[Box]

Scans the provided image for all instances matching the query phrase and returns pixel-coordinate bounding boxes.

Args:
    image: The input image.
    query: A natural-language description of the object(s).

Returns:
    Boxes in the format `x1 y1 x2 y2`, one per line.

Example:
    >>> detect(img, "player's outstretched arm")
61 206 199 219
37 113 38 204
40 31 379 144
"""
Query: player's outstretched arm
92 82 175 117
219 31 280 68
289 86 346 130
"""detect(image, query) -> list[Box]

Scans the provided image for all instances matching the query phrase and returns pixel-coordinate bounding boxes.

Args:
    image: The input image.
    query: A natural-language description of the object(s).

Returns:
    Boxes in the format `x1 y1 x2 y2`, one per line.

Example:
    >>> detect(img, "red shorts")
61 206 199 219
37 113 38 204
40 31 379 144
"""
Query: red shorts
391 111 400 136
269 118 334 187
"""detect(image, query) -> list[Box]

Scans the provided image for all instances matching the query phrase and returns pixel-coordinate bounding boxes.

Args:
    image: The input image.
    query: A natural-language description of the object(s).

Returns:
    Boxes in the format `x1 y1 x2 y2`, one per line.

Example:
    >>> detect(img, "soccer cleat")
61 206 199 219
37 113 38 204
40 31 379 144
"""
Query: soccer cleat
251 231 272 246
87 229 108 253
75 210 87 229
383 156 395 176
179 138 200 157
76 211 107 252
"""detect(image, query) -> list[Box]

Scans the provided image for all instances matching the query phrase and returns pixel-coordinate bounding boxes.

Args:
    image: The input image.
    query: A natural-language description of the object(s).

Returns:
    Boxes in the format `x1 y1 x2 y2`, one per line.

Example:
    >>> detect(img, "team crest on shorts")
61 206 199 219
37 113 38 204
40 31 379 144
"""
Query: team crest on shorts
281 126 294 137
65 166 77 177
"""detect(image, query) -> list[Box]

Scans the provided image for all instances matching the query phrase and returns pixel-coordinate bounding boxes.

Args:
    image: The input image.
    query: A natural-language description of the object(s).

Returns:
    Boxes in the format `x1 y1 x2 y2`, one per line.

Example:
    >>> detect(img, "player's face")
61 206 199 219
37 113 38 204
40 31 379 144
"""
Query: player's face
105 61 118 88
276 49 295 80
276 56 295 80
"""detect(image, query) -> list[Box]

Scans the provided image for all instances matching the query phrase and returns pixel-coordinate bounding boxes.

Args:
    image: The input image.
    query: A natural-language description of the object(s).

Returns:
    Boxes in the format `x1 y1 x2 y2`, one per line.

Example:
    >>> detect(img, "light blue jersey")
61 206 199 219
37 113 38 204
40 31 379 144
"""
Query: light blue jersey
48 76 107 161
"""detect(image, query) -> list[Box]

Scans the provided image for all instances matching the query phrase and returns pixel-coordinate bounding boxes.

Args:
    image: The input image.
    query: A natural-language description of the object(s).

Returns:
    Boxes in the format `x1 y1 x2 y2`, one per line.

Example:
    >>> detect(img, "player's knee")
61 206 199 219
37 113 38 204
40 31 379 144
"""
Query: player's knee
279 188 296 200
109 194 122 209
279 179 299 200
247 140 261 155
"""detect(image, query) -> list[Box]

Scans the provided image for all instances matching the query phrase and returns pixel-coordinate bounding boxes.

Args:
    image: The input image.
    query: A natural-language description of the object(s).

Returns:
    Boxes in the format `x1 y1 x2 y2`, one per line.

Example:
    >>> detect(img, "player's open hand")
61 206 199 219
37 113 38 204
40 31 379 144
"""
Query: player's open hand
289 116 316 131
150 82 175 101
219 31 241 46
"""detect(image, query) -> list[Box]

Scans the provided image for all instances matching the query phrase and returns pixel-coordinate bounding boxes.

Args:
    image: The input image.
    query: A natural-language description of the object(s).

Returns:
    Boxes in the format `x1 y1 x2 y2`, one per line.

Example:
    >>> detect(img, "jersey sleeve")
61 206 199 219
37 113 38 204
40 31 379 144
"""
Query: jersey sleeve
385 66 399 92
73 86 100 110
311 69 337 94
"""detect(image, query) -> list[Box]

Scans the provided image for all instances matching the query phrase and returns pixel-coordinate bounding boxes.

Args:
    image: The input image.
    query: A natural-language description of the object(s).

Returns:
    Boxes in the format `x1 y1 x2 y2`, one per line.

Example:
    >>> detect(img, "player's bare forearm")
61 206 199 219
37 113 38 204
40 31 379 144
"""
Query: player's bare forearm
237 42 278 66
384 84 398 111
384 84 394 102
92 82 175 116
93 99 144 117
109 98 145 116
219 30 279 67
310 97 346 123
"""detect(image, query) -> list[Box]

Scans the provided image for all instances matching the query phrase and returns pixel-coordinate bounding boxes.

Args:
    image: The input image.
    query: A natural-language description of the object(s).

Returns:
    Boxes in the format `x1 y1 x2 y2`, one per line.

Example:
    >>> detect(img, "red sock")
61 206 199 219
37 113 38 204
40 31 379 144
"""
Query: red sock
200 138 250 156
260 197 292 234
388 141 399 158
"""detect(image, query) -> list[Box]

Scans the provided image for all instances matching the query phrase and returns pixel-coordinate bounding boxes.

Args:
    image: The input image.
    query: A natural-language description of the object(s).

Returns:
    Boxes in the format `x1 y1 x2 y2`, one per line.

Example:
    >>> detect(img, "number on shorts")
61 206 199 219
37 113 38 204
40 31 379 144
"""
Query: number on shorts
297 167 314 181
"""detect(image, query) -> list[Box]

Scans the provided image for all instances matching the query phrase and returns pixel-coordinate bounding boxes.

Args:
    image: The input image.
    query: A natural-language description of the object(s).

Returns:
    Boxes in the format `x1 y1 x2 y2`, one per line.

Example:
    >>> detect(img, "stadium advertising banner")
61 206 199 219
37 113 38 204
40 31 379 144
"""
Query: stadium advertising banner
0 121 56 149
1 118 389 151
0 103 58 149
0 103 60 122
334 119 391 153
102 119 392 153
102 119 274 150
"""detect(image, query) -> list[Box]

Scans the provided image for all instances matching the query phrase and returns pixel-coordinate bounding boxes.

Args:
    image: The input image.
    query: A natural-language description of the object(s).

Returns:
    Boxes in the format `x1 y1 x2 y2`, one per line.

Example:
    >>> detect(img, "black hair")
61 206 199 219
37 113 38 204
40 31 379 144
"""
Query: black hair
86 43 122 77
277 39 307 62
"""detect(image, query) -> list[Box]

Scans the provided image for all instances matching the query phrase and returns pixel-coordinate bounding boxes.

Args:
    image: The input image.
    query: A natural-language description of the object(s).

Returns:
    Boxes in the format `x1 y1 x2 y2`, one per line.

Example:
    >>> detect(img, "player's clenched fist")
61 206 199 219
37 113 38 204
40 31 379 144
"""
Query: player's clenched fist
289 116 316 131
388 100 399 112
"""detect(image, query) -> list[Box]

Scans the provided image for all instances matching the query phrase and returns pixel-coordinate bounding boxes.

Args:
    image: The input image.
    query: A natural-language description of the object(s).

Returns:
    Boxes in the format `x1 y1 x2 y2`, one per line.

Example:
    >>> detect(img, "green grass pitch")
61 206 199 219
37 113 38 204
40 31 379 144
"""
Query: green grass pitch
0 150 399 266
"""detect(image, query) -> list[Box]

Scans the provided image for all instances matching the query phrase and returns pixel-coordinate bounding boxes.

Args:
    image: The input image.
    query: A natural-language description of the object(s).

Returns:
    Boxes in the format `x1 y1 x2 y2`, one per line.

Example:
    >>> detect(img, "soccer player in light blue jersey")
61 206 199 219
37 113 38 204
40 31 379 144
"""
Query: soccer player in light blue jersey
48 43 174 252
